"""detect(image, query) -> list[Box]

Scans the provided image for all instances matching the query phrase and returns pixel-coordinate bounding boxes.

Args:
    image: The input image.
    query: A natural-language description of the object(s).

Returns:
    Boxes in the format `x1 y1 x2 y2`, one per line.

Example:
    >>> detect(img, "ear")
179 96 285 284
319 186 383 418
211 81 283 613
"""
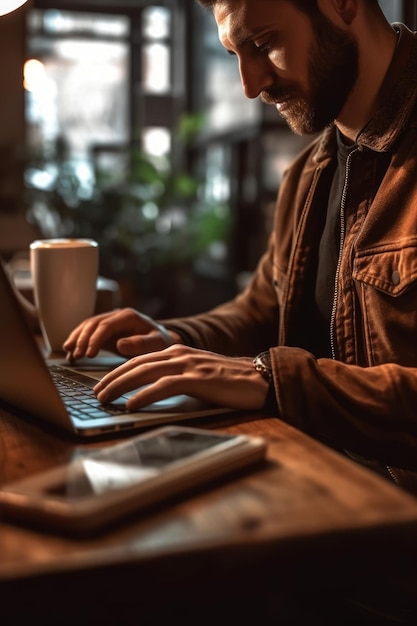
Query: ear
319 0 359 26
332 0 359 25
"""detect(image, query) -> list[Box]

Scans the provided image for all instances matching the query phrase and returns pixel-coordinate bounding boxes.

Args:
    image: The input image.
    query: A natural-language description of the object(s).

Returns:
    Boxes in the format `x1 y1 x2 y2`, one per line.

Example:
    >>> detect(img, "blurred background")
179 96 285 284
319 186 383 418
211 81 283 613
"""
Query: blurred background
0 0 414 318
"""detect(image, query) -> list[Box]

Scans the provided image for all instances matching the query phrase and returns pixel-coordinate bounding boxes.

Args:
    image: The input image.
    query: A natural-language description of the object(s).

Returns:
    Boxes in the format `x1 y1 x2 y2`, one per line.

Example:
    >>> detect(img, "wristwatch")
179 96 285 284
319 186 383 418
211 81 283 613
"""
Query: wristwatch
253 350 273 383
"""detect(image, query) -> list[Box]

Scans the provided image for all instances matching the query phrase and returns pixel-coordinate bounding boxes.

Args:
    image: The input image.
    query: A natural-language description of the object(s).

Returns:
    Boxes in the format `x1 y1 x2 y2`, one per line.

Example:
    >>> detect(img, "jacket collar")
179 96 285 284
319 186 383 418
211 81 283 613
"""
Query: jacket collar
313 23 417 164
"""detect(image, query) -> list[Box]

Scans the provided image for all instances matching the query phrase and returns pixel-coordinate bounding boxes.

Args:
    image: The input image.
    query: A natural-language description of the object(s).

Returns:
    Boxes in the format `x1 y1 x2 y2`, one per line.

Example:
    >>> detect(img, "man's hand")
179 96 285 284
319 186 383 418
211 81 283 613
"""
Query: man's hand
63 308 181 360
93 344 270 411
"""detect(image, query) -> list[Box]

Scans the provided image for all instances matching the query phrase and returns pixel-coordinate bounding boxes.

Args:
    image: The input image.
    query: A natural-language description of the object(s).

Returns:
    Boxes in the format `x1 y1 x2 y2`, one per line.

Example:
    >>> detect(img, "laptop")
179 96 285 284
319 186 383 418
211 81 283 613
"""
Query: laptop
0 259 232 438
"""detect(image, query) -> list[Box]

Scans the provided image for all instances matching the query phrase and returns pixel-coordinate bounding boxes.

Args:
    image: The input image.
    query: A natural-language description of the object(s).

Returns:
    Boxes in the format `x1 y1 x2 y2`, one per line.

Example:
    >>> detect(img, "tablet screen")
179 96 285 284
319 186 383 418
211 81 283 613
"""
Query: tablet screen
47 429 235 499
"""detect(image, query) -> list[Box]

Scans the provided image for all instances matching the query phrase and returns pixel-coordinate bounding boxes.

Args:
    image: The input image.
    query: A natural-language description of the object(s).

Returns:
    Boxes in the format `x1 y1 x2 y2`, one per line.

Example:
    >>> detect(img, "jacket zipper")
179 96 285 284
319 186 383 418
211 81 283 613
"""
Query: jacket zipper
331 147 397 487
329 148 359 360
386 465 399 484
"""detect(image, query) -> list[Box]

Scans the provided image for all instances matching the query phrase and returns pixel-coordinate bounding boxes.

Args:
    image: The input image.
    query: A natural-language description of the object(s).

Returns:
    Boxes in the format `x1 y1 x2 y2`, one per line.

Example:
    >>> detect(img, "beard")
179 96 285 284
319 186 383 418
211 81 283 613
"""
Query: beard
261 14 359 135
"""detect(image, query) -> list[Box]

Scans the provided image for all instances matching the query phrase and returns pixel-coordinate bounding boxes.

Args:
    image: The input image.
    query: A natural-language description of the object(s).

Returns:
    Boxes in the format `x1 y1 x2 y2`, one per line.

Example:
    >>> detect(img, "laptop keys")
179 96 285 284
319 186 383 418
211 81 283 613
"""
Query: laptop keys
49 365 127 420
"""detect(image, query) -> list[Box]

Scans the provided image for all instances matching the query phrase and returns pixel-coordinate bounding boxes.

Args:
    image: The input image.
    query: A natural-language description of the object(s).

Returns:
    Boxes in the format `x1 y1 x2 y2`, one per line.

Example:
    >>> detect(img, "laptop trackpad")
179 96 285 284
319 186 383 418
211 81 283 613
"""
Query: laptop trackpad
119 388 207 413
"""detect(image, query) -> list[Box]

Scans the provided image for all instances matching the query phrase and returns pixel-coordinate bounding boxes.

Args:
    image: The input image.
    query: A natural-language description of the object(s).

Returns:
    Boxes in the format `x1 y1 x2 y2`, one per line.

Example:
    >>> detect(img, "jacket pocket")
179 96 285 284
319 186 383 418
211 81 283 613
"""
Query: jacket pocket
352 241 417 365
353 241 417 296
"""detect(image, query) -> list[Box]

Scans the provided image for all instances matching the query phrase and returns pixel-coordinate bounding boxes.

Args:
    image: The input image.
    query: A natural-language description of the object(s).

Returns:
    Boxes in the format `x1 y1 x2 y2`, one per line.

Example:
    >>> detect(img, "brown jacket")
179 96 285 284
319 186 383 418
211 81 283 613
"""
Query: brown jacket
166 24 417 494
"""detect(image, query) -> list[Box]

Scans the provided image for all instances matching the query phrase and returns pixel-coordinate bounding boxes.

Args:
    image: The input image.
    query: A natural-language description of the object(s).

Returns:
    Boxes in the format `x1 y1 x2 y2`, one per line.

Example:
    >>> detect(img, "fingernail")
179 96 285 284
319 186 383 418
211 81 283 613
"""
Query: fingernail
97 391 108 403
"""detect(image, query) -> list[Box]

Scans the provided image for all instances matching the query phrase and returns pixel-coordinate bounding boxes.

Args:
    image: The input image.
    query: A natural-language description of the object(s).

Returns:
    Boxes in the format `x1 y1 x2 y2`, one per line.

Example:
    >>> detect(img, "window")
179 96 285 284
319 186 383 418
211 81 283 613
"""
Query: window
142 5 171 95
24 5 176 190
378 0 403 23
140 5 172 158
25 10 130 161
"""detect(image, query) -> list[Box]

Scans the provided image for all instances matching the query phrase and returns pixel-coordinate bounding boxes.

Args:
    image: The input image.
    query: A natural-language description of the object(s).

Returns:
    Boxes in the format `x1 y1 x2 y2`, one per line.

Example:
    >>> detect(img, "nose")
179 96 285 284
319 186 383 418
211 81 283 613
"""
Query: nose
238 57 274 99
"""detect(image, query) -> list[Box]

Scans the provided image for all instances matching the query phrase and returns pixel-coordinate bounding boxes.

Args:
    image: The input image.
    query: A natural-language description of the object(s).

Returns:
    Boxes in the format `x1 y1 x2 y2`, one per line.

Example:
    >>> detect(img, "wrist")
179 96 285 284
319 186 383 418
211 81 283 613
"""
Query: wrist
253 350 278 414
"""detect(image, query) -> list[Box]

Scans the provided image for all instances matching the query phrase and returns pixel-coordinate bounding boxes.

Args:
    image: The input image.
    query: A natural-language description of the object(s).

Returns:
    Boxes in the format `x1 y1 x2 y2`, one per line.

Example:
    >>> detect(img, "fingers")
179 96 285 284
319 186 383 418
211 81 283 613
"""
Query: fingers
94 348 179 399
63 315 108 359
62 308 143 360
124 375 198 410
93 346 269 411
64 313 119 360
63 308 178 361
116 331 172 357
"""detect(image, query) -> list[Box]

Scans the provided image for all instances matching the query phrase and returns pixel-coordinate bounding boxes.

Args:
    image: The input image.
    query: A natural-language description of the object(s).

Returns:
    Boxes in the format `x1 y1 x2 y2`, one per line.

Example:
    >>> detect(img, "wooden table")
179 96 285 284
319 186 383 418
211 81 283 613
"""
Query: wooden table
1 395 417 624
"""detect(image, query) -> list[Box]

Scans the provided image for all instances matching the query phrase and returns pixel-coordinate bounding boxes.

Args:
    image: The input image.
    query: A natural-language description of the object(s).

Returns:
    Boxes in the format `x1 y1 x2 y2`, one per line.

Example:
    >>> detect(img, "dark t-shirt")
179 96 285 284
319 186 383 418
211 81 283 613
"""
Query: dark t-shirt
313 129 390 358
313 131 357 357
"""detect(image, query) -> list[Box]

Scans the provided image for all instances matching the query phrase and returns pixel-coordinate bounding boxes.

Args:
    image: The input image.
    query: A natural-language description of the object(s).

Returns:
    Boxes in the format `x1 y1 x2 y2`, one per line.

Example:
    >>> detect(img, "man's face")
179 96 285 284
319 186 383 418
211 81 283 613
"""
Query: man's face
214 0 359 134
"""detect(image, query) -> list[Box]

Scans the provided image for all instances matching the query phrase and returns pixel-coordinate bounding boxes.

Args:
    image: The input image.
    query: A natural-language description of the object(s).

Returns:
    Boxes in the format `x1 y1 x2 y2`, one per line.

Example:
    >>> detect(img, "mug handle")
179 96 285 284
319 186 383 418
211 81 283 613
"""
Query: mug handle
4 262 40 333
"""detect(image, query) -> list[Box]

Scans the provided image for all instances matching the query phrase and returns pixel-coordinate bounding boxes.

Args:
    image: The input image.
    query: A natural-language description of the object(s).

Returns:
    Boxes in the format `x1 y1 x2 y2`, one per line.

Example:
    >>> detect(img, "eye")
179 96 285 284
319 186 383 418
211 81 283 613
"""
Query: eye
254 38 272 55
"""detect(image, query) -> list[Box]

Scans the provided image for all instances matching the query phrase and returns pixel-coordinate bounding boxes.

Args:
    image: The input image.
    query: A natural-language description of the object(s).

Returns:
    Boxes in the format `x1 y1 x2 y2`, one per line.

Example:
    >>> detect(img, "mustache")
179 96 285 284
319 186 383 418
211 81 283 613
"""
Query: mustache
261 88 295 105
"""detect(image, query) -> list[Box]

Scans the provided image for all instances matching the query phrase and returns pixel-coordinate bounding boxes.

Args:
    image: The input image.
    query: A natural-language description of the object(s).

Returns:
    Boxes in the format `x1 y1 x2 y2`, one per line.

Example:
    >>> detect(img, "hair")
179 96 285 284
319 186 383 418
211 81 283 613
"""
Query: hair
195 0 381 16
195 0 319 7
196 0 317 13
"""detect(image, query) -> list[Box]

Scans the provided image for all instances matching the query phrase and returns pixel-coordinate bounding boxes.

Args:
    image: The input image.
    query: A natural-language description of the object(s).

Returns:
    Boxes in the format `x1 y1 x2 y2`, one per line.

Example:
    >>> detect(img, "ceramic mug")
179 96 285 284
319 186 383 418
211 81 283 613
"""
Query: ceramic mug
30 238 99 353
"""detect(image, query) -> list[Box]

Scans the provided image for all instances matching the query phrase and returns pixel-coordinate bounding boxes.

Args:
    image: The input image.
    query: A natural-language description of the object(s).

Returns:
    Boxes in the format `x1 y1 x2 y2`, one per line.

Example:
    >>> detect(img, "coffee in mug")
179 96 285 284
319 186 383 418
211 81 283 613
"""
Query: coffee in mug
30 238 99 353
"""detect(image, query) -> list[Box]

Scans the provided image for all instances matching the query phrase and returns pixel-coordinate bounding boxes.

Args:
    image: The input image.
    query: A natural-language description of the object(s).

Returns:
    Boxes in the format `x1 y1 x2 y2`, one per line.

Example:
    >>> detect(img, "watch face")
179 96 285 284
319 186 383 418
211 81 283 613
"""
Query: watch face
253 351 272 383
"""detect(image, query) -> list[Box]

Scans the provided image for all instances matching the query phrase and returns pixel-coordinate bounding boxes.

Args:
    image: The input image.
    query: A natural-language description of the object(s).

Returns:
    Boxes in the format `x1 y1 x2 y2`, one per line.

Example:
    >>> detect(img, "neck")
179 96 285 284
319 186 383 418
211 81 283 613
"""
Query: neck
335 25 398 143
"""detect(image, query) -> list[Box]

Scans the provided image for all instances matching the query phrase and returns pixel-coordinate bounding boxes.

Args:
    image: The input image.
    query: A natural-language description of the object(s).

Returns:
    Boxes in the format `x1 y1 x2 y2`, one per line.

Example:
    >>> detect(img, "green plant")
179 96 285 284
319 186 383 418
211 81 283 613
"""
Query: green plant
25 113 233 314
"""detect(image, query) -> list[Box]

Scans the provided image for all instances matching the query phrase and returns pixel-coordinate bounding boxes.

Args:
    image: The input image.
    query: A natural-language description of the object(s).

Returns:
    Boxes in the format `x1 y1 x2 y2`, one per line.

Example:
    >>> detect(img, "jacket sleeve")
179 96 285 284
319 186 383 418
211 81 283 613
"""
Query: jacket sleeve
160 233 280 357
272 346 417 469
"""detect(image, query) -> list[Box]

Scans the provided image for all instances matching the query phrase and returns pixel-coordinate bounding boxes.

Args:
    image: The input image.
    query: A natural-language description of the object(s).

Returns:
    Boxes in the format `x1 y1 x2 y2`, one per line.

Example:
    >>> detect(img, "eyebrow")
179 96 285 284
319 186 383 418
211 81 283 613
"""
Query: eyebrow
224 24 268 54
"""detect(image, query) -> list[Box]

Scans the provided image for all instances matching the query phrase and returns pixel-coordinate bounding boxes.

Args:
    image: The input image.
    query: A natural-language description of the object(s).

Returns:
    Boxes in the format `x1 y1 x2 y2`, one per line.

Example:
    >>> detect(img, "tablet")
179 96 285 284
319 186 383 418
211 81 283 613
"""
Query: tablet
0 425 267 534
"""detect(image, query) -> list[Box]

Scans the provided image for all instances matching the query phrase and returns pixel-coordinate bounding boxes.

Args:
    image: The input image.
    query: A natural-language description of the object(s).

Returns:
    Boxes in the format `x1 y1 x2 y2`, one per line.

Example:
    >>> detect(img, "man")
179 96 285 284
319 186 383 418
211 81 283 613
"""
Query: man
63 2 417 620
65 0 417 496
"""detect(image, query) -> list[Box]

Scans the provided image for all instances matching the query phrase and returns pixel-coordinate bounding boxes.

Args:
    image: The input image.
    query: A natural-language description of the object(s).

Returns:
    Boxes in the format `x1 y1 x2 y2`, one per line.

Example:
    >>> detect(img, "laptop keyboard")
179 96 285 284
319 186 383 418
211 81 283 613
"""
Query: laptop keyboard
49 364 127 421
